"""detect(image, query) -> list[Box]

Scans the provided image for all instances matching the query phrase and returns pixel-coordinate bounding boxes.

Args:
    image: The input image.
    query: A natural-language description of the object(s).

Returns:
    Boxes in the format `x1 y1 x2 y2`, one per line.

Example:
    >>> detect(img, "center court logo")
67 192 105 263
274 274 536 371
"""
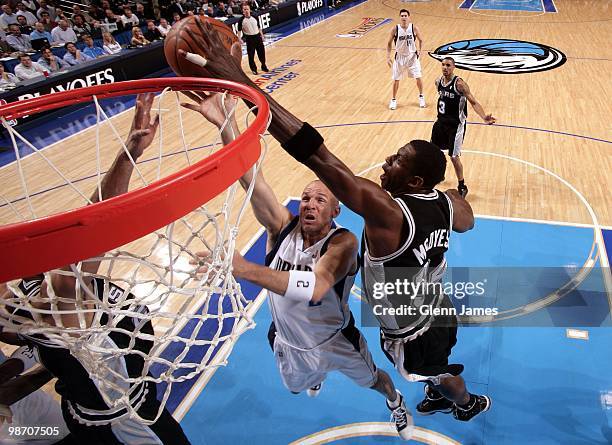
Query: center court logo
429 39 567 74
336 17 392 39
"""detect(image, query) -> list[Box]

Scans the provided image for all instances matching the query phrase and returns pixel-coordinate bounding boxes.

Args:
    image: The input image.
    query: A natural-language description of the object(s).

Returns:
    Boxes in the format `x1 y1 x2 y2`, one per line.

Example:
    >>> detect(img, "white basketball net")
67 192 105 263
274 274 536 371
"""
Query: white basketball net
0 85 270 425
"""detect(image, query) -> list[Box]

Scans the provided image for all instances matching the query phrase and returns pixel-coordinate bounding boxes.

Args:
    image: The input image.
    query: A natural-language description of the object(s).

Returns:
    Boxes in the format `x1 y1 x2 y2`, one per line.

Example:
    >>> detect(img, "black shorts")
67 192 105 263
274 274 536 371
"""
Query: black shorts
431 119 466 157
380 314 462 379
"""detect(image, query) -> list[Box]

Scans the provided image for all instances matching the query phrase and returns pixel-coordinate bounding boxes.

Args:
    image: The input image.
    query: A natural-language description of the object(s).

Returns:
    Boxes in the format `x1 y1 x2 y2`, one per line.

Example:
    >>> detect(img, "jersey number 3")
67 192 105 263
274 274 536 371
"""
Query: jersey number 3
438 101 445 114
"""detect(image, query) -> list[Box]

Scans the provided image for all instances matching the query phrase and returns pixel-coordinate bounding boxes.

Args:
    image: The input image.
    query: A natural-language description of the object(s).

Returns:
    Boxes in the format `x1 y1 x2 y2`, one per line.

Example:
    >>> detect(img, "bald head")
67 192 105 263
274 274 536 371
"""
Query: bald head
303 180 339 210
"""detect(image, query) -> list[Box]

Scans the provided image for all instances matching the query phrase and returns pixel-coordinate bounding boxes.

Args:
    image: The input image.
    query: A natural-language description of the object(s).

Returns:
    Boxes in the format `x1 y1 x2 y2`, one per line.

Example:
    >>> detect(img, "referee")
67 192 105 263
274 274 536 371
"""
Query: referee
238 4 269 75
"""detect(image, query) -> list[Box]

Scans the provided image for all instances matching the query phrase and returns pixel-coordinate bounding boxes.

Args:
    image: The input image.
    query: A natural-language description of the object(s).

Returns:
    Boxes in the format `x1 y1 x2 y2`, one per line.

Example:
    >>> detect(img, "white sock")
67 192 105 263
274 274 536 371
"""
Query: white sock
388 390 401 408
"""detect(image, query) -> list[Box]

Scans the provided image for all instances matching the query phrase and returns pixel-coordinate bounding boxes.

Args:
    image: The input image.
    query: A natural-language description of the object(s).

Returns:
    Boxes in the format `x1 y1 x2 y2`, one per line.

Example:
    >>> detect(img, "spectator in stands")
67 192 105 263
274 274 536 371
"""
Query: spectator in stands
227 1 239 16
37 45 69 72
120 7 139 27
0 62 19 85
38 11 57 33
54 8 71 25
72 5 94 24
169 0 186 17
15 3 37 26
144 19 162 41
136 3 154 23
51 19 77 43
130 25 149 46
81 33 105 58
171 11 181 24
14 53 45 80
30 22 53 41
102 31 121 54
204 5 214 17
37 0 57 21
214 2 228 17
72 14 101 39
63 41 92 65
104 9 124 32
157 17 171 36
6 24 32 52
20 0 38 14
16 15 33 35
87 4 105 22
0 5 18 32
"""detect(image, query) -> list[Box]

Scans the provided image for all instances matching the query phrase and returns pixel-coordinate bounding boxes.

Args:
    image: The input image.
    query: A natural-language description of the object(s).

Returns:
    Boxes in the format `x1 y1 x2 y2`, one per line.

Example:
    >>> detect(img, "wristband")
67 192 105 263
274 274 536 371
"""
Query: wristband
281 122 324 163
285 270 316 302
184 51 208 67
10 346 38 372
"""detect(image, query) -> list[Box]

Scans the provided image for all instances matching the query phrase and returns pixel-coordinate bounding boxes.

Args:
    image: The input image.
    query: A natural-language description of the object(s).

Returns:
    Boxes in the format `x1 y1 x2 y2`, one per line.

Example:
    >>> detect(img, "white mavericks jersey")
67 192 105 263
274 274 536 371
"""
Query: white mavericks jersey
265 217 357 350
394 23 417 57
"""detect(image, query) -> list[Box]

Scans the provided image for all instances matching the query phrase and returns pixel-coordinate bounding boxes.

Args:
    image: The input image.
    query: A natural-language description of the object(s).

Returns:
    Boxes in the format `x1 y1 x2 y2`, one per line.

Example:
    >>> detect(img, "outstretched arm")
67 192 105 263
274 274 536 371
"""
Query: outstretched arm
456 79 496 124
180 91 292 245
178 19 404 246
231 231 358 303
48 94 160 299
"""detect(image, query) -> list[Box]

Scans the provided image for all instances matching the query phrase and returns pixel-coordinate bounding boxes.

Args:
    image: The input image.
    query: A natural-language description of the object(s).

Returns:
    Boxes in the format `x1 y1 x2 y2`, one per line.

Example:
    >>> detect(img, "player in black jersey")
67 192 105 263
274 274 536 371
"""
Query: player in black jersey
2 94 191 445
184 25 492 424
431 57 496 197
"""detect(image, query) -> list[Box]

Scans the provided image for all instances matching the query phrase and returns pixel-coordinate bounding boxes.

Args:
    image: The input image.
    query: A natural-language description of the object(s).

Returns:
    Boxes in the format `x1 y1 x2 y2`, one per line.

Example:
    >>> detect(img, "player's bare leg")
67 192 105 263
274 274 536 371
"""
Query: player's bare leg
390 80 400 110
416 77 425 107
451 156 468 197
371 369 413 440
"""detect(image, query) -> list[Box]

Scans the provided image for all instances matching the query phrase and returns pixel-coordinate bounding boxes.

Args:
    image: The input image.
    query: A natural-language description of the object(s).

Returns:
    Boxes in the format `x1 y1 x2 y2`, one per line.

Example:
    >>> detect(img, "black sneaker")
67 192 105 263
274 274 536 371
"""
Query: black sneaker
261 65 270 72
386 390 413 440
453 394 491 422
458 183 469 198
416 385 454 415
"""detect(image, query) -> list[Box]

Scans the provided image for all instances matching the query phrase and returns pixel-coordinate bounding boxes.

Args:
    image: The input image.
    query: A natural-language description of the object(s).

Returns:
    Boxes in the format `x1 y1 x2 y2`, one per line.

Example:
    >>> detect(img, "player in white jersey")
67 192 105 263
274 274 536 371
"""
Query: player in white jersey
387 9 425 110
185 93 412 440
0 344 69 444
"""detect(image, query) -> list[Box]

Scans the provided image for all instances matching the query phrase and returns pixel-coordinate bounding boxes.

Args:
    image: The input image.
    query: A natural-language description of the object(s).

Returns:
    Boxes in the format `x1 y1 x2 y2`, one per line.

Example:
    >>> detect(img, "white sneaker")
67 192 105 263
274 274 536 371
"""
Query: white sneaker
389 99 397 110
387 390 414 440
307 381 323 398
419 95 426 108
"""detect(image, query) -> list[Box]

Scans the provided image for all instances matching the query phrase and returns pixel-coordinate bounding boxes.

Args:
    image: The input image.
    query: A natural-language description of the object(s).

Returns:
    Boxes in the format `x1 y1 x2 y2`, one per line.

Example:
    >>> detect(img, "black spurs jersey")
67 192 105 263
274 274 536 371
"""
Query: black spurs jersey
15 276 158 423
361 191 453 337
436 75 467 124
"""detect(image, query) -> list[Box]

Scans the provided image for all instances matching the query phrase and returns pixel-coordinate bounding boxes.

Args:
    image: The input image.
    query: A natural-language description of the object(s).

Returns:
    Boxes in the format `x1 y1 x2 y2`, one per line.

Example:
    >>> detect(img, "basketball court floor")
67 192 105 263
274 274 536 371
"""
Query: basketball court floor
1 0 611 443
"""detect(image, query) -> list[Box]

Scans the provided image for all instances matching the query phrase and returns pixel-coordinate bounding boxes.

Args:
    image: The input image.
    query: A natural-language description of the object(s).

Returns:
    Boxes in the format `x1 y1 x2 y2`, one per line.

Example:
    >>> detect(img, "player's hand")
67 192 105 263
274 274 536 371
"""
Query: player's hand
180 91 238 129
484 114 496 125
231 251 249 278
178 18 249 84
0 404 12 425
445 189 464 200
125 93 160 159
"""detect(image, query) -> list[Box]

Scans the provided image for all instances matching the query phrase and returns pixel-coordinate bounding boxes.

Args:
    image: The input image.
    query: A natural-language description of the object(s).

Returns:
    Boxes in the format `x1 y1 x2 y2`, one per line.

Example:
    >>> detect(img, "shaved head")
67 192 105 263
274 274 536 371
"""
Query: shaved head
303 180 339 210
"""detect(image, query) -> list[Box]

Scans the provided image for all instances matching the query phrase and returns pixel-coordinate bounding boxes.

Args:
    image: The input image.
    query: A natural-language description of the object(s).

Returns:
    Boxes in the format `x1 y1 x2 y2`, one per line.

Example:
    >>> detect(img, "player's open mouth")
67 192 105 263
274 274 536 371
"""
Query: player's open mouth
304 214 316 221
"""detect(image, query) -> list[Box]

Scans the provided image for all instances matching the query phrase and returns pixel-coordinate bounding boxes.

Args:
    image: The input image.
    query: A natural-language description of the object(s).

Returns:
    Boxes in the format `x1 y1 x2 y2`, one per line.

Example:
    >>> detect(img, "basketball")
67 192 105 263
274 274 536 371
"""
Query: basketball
164 16 240 77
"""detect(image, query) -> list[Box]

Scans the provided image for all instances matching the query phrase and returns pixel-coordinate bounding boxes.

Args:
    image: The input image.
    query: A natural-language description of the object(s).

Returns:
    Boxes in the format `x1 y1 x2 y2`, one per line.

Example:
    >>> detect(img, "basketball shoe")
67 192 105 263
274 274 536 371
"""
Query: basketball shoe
418 95 426 108
458 183 469 198
453 394 491 421
389 99 397 110
387 390 413 440
307 381 323 398
416 385 454 415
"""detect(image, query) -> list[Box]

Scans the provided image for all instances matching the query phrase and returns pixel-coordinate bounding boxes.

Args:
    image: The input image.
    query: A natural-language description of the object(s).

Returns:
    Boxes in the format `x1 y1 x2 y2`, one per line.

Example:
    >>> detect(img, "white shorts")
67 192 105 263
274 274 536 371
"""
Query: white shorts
273 322 378 392
392 53 422 80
